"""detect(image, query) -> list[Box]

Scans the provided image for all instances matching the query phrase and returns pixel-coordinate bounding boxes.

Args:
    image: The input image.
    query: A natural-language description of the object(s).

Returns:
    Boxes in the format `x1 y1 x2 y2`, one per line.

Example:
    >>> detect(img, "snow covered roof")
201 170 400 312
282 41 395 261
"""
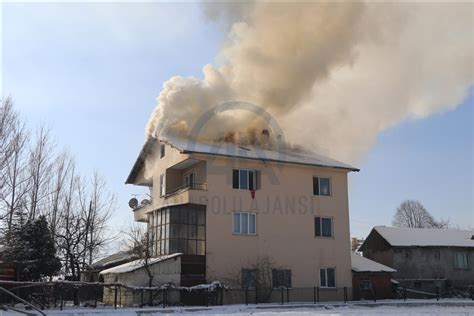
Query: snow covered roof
91 251 139 270
99 253 182 275
372 226 474 248
126 137 358 184
351 252 396 273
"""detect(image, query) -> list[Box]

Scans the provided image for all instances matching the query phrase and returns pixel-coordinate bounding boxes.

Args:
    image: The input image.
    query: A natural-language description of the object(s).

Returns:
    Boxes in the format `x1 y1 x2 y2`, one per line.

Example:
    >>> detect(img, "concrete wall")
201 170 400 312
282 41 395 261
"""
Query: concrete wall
140 142 354 291
102 256 181 306
201 155 352 289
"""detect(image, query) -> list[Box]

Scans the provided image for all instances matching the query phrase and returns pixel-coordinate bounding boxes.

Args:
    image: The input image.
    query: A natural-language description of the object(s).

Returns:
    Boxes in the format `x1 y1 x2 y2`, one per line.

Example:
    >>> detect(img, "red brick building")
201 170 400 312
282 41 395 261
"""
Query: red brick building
352 252 396 300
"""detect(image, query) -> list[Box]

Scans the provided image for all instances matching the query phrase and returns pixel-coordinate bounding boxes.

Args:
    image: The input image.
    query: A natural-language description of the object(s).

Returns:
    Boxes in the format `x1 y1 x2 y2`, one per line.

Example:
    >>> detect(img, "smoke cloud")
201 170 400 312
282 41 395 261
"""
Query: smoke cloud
146 2 473 163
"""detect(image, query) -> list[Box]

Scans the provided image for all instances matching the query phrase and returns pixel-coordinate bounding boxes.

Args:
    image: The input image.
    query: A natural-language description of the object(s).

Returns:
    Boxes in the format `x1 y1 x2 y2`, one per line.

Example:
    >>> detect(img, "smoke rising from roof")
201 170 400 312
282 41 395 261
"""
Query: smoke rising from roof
146 2 473 163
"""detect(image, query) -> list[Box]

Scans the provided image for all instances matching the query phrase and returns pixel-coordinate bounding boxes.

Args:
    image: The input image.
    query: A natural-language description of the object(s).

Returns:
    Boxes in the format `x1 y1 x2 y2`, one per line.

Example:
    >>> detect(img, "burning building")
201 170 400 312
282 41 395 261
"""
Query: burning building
124 132 359 302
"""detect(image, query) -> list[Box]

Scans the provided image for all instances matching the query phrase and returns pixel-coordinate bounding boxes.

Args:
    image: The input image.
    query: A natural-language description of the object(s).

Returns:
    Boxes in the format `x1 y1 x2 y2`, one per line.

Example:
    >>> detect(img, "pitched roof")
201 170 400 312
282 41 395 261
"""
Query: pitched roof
91 251 139 270
126 137 359 184
371 226 474 248
351 252 396 273
99 253 182 275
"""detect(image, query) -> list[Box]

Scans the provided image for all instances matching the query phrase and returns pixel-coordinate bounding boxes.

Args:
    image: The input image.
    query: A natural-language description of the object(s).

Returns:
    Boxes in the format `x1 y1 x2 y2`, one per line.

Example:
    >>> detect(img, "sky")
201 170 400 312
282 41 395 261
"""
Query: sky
2 2 473 245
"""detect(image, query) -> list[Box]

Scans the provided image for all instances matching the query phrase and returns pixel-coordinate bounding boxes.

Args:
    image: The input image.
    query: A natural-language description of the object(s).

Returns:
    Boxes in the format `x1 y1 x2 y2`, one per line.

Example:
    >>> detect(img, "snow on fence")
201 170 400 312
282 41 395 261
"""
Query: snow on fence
0 280 472 310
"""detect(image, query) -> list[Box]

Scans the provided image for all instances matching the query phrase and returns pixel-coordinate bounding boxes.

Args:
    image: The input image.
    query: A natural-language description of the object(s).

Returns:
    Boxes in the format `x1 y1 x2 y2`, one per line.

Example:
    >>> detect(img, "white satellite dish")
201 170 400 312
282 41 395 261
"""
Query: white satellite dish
141 199 150 206
128 198 139 209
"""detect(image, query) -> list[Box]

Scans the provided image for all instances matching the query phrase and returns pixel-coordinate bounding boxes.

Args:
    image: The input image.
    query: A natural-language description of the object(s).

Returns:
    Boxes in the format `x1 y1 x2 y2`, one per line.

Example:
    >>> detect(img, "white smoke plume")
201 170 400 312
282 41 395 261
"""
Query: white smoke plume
146 2 473 163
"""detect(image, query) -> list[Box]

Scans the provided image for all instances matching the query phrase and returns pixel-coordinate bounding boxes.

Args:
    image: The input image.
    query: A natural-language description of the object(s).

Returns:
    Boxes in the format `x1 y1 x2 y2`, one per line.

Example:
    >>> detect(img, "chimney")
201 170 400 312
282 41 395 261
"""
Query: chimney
261 129 270 148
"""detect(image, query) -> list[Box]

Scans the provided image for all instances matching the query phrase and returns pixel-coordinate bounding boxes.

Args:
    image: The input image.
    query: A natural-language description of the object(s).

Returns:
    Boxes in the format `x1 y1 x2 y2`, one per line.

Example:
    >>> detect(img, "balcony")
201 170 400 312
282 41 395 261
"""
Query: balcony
162 182 208 207
133 183 208 223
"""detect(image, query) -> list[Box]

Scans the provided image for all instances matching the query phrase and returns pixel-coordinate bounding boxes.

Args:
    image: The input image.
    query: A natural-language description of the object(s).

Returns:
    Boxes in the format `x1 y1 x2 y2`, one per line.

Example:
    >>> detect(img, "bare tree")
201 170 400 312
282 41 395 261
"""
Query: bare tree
0 115 29 231
25 125 55 220
392 200 449 229
124 224 155 305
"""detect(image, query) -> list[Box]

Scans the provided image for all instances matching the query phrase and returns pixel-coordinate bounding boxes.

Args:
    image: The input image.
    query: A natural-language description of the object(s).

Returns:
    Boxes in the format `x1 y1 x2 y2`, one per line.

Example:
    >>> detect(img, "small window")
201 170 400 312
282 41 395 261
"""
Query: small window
454 252 469 269
242 269 256 289
360 280 371 290
315 217 333 237
320 268 336 288
160 174 165 196
233 169 257 190
272 269 292 288
233 212 257 235
160 144 165 158
313 177 331 196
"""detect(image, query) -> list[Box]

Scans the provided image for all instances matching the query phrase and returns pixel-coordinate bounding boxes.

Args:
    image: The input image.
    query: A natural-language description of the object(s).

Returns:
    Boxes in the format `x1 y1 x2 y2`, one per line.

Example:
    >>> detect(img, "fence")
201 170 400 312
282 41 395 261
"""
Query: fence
0 280 472 311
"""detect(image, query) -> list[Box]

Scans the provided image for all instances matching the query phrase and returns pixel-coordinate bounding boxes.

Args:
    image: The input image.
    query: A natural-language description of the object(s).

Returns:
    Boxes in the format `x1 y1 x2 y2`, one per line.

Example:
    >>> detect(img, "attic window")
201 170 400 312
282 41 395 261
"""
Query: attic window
160 144 165 159
471 235 474 240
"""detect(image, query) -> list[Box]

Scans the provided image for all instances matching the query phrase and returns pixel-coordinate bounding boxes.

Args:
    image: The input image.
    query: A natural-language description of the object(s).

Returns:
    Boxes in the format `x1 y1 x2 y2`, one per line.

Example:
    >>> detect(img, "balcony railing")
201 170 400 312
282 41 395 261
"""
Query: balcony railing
165 183 207 198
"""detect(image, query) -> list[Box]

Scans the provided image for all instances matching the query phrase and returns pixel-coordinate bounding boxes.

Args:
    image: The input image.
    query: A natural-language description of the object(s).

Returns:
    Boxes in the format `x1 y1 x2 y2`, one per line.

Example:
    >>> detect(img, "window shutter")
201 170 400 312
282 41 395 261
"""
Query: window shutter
232 169 239 189
249 171 254 190
315 217 321 236
255 170 261 190
313 177 319 195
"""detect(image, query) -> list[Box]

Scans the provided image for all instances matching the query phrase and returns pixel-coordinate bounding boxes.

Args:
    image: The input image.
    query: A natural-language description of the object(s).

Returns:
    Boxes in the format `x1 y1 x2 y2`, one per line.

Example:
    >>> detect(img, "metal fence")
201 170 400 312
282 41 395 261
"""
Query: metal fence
0 281 472 311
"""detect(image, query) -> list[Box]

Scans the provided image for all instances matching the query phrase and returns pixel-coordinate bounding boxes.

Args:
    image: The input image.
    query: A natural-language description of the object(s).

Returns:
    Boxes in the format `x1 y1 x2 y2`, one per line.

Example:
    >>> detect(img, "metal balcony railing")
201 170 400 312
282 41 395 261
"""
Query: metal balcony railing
165 183 207 197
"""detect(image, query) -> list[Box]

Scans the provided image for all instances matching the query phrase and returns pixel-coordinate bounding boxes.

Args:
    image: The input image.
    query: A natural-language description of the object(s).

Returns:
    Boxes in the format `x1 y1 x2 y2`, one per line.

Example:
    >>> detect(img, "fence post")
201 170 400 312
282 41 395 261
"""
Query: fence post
436 286 440 301
255 285 258 305
281 287 284 305
317 287 320 303
313 287 316 304
471 287 474 301
163 289 167 309
206 290 209 307
60 292 63 311
114 286 118 309
140 289 144 308
373 284 377 302
287 287 290 303
403 287 407 302
344 287 347 303
245 287 248 306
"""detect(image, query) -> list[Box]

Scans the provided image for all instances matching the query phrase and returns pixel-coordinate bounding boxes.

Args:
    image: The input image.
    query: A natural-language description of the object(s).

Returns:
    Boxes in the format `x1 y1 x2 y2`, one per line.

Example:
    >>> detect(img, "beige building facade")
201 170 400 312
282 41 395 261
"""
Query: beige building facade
126 137 358 297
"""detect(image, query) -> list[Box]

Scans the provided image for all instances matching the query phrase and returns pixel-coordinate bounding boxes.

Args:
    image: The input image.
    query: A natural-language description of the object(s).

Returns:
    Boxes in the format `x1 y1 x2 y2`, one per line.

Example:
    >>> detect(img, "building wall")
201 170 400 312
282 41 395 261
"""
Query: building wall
201 155 352 289
392 247 474 286
352 272 393 300
140 143 353 290
101 257 181 306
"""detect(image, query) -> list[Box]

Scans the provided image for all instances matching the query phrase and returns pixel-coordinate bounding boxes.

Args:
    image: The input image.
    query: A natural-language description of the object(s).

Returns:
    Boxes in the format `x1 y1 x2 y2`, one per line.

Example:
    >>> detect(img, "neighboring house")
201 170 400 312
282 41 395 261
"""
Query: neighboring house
359 226 474 292
100 254 182 306
125 134 359 301
351 252 396 300
80 250 139 282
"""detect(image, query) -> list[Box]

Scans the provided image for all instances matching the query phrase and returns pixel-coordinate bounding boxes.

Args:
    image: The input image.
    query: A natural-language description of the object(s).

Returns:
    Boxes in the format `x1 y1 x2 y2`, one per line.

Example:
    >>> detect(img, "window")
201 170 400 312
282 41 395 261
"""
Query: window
233 212 256 235
233 169 257 190
151 207 206 256
272 269 292 288
313 177 331 196
160 174 165 196
315 217 333 237
360 280 371 290
160 144 165 158
454 252 469 269
320 268 336 288
184 171 195 189
242 269 256 289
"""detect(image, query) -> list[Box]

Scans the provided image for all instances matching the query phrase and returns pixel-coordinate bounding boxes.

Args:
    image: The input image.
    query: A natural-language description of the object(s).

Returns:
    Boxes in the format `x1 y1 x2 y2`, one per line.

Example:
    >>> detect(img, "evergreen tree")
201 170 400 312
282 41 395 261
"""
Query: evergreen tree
4 215 61 281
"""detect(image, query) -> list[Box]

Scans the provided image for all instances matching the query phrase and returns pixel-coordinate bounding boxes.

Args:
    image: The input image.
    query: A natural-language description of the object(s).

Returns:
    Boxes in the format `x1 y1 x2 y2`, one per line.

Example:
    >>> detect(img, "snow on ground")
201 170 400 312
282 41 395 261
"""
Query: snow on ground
4 300 473 316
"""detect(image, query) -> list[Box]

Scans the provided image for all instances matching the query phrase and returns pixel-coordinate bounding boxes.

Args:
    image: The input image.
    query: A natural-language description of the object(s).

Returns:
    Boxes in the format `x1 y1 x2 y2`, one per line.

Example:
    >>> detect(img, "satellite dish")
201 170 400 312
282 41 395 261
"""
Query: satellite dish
128 198 139 209
141 199 150 206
